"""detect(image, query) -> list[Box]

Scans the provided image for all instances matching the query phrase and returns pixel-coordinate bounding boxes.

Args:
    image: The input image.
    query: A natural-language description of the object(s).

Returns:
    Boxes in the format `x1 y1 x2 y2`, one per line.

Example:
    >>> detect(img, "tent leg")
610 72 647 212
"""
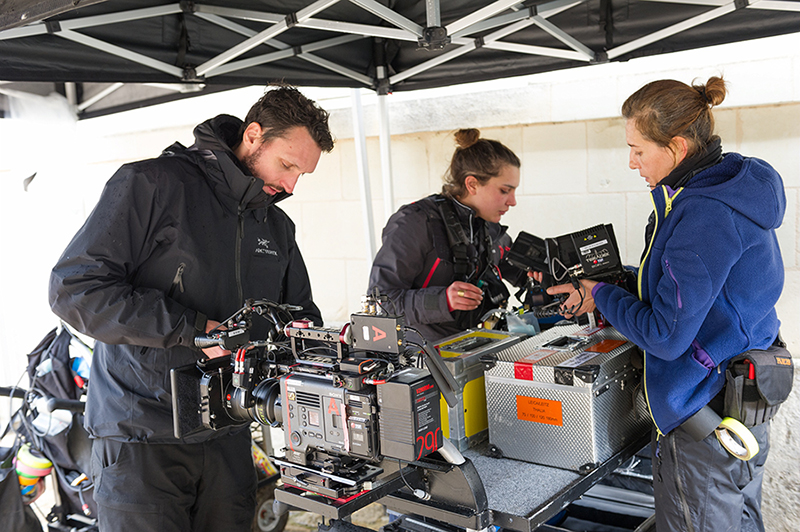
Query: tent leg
64 82 78 106
377 89 394 222
351 88 377 262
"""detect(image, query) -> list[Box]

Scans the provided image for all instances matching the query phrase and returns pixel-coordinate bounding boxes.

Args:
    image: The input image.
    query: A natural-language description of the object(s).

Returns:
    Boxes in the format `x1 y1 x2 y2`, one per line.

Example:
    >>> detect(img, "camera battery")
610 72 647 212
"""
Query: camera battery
377 368 442 462
485 324 649 471
434 329 525 451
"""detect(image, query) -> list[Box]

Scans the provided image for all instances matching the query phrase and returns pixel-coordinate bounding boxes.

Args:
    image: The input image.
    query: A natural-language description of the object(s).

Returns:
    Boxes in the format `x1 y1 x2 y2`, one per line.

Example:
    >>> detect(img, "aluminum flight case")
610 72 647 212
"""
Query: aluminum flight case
434 329 525 450
484 323 649 471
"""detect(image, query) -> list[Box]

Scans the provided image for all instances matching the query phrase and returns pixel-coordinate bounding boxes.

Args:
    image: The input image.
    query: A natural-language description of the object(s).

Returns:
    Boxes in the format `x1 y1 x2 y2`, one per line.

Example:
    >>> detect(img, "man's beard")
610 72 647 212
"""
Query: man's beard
242 144 283 193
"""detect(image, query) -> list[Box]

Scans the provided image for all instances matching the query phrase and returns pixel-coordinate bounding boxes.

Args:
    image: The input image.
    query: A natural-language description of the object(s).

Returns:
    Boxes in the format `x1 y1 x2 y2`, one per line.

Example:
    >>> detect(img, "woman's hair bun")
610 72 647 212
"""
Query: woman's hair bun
695 76 727 107
454 128 481 149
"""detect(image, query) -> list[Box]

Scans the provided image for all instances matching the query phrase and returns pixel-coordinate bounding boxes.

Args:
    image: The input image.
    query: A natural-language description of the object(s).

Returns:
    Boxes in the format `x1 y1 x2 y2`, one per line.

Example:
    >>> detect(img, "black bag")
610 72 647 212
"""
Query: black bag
27 328 97 522
0 435 42 532
723 338 794 427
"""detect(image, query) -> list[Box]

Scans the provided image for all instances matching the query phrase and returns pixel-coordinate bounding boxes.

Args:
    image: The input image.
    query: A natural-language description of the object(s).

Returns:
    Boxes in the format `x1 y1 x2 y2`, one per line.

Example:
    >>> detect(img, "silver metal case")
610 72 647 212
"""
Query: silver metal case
485 324 649 471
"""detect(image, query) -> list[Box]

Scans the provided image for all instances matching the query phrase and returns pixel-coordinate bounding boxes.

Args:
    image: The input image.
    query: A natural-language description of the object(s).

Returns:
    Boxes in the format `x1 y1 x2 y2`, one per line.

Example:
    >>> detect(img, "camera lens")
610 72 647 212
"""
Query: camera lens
224 378 281 426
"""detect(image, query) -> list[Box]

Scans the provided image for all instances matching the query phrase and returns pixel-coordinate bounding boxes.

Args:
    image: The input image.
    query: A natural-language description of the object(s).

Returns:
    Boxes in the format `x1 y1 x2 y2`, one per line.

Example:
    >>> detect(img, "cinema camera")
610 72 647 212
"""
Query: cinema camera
504 224 631 316
171 296 460 503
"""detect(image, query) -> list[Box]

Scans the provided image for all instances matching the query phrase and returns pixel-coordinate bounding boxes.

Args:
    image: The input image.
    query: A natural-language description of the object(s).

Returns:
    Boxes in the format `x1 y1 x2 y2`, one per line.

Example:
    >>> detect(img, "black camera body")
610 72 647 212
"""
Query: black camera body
170 299 446 499
507 224 626 285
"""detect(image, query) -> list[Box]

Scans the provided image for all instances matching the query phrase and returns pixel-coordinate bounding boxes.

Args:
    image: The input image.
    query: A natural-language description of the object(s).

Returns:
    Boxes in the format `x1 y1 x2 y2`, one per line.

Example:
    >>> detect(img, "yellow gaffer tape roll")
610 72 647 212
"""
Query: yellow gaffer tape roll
715 417 759 461
17 443 53 470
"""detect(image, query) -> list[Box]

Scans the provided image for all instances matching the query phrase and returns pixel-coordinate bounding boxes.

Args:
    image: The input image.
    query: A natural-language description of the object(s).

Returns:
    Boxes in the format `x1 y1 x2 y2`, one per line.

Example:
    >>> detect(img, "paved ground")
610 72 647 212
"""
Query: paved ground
27 475 390 532
285 503 390 532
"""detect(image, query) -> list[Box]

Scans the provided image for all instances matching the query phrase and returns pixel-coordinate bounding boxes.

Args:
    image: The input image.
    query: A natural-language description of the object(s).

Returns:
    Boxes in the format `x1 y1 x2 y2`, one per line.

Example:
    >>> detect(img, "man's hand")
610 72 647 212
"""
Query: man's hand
547 279 599 318
202 319 230 359
527 271 544 283
446 281 483 312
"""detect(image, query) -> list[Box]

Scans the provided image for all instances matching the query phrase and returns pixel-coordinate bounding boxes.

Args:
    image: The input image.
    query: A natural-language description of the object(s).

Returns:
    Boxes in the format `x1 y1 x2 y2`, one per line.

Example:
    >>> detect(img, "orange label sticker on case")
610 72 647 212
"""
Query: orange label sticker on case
585 339 626 353
516 395 563 426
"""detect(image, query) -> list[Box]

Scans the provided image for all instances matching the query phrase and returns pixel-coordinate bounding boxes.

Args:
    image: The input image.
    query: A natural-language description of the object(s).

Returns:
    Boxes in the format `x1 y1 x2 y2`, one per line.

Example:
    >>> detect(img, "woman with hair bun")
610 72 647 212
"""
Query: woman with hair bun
549 77 785 531
368 128 522 341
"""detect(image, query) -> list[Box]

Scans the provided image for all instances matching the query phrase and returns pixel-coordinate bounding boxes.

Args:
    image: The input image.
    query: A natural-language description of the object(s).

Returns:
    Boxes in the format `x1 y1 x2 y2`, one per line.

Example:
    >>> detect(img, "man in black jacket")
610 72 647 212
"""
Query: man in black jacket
49 87 333 532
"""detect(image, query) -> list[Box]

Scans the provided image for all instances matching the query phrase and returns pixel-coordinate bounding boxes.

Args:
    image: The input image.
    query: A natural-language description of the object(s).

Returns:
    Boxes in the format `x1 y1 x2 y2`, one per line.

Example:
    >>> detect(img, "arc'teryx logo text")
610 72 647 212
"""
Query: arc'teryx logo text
255 238 278 256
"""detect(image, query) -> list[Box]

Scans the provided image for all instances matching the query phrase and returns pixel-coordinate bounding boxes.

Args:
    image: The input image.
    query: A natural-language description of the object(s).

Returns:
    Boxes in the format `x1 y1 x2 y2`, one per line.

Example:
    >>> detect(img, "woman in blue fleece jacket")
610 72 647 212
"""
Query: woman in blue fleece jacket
550 77 785 532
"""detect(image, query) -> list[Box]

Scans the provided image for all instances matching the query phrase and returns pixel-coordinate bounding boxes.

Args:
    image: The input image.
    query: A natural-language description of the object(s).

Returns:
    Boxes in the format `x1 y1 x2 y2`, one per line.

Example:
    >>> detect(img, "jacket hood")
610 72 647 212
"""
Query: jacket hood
164 114 290 213
679 153 786 230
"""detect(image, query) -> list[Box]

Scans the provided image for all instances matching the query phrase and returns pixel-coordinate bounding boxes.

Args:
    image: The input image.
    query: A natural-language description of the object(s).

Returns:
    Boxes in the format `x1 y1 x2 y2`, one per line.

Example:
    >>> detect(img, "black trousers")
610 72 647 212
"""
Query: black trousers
652 422 770 532
90 430 256 532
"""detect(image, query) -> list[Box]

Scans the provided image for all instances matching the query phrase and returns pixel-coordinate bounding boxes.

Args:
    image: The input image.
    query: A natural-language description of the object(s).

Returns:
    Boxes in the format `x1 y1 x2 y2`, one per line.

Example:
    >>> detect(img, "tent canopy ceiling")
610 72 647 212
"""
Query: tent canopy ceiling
1 0 799 117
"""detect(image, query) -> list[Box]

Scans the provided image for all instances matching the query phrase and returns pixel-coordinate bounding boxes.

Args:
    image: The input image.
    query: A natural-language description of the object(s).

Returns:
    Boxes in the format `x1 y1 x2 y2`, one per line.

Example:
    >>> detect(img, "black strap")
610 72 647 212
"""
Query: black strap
437 198 474 281
680 404 722 442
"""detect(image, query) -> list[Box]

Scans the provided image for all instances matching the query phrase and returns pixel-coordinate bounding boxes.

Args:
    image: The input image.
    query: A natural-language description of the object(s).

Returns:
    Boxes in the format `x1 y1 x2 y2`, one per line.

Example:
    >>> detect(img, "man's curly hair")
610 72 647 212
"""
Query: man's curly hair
241 86 334 152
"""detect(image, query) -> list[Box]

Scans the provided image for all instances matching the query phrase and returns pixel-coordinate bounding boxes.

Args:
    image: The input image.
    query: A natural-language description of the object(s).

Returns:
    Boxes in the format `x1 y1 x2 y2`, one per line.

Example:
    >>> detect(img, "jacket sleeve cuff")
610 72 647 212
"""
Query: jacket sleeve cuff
178 310 207 351
194 311 208 335
592 282 608 298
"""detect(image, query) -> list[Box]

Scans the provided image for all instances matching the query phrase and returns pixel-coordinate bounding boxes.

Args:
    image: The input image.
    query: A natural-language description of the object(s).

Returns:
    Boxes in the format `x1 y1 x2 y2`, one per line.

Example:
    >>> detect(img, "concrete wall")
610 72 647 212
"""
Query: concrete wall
2 32 799 530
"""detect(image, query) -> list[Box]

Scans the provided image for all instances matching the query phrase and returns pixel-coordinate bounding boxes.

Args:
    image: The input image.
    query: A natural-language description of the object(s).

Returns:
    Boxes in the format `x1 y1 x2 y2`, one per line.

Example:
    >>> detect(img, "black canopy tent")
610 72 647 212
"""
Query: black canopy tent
1 0 800 118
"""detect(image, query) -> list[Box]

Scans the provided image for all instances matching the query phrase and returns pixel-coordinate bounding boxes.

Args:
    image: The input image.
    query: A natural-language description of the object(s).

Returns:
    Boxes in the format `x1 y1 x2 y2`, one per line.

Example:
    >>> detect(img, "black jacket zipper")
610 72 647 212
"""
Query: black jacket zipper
236 178 259 304
167 263 186 299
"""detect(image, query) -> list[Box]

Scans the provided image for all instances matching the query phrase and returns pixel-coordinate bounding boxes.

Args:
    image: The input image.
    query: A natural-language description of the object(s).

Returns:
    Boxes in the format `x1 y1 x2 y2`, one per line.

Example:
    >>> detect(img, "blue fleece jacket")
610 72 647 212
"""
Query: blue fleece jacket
592 153 785 434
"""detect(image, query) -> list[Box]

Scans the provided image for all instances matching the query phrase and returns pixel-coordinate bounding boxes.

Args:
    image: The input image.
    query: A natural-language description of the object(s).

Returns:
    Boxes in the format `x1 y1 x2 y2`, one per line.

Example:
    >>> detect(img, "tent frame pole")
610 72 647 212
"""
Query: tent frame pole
376 67 395 223
351 89 377 262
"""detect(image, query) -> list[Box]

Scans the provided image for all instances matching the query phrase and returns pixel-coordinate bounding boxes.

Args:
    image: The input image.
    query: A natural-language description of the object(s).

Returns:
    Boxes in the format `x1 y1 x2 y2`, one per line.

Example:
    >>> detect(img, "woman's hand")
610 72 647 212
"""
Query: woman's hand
547 279 599 318
446 281 483 311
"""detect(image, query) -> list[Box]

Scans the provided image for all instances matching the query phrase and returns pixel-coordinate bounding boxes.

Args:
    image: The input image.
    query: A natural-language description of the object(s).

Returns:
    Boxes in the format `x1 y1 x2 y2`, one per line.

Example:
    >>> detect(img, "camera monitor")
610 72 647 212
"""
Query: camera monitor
507 224 625 284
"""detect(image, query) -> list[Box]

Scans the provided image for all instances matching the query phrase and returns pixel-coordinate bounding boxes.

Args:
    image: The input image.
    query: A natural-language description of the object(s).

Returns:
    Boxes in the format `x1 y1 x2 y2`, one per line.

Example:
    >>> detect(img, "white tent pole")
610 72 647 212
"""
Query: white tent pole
77 82 124 111
608 2 736 59
64 82 78 106
351 89 377 262
197 0 341 77
425 0 442 27
376 68 394 222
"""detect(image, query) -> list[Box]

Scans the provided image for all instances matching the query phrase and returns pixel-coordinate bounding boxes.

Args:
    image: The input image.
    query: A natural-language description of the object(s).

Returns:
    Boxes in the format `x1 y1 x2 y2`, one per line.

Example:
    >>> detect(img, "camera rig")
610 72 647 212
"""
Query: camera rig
504 224 631 317
171 296 468 514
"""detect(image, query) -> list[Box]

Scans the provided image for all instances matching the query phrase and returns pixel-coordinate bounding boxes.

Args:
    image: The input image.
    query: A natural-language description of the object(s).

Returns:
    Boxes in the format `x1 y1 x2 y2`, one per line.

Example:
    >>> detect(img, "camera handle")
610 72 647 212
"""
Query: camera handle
194 299 302 352
193 328 250 351
411 341 459 408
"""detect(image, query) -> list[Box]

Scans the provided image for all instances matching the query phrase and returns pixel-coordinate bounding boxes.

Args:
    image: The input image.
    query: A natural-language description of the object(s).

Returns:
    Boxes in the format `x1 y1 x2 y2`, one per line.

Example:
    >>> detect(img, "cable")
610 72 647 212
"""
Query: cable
402 326 424 343
375 296 398 316
396 459 415 491
401 327 428 368
532 302 565 318
551 257 570 282
408 341 434 370
6 370 29 439
296 346 340 359
395 459 430 500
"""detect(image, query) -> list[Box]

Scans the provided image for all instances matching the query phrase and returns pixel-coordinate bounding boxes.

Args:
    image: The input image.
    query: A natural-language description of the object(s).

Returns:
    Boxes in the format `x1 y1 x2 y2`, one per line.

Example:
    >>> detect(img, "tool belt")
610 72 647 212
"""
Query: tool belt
681 335 793 445
722 336 794 428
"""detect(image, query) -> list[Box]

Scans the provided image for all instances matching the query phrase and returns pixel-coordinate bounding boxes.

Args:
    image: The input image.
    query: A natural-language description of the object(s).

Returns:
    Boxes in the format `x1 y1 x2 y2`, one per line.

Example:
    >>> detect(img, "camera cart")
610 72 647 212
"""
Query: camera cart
291 433 651 532
271 323 653 532
169 297 653 532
